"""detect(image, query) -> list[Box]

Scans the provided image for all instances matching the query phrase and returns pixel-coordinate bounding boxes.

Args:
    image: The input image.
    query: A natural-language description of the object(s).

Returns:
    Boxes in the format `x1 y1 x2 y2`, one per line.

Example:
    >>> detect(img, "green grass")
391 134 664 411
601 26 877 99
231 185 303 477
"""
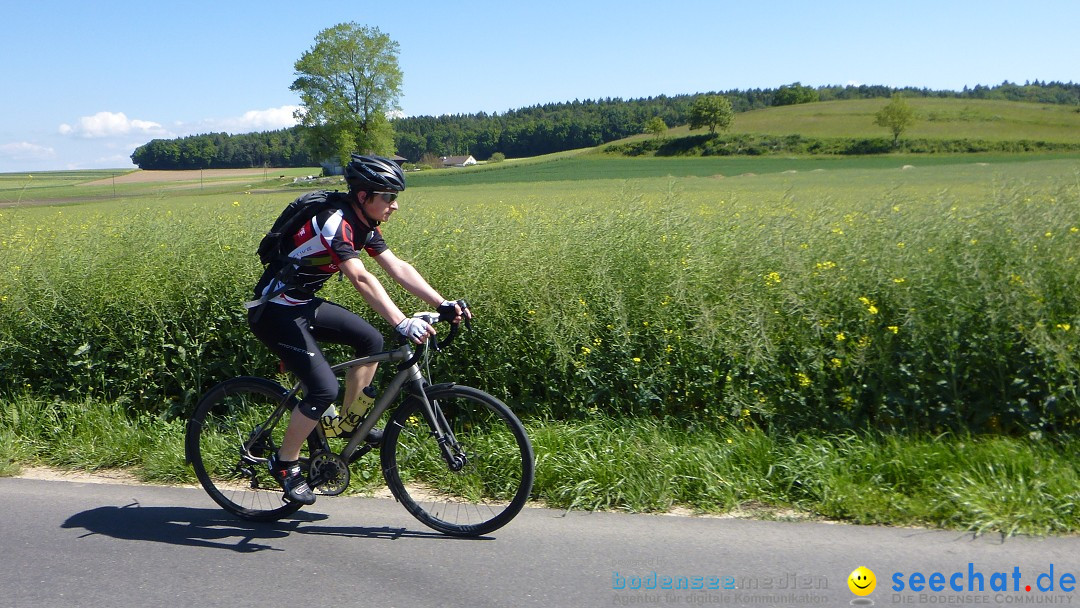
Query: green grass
0 167 320 206
3 394 1078 536
530 417 1080 536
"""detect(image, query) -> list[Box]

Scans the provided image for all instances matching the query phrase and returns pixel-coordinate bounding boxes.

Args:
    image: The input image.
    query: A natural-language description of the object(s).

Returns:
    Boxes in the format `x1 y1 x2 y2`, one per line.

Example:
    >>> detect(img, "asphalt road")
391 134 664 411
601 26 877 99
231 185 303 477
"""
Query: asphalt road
3 477 1080 607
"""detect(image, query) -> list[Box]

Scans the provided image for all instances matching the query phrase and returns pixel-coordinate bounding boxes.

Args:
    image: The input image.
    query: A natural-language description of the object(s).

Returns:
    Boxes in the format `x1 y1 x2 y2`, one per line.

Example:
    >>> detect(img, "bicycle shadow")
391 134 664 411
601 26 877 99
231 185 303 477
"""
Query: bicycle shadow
62 500 468 552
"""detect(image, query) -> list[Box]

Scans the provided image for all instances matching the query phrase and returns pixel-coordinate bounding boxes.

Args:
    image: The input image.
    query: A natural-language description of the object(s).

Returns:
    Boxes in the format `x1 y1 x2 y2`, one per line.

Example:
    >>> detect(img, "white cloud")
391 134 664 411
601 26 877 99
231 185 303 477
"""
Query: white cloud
193 105 302 134
0 141 56 162
59 111 170 139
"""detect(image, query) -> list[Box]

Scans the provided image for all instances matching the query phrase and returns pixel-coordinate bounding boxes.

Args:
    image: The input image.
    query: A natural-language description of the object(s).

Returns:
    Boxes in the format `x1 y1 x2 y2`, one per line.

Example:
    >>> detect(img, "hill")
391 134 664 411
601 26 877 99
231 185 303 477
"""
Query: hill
600 97 1080 159
700 98 1080 143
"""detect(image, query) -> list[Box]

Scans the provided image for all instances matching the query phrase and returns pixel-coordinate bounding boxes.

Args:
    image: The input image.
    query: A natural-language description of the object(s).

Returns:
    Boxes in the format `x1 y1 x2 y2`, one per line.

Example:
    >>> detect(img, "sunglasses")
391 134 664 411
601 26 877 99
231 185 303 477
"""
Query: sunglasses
372 191 399 203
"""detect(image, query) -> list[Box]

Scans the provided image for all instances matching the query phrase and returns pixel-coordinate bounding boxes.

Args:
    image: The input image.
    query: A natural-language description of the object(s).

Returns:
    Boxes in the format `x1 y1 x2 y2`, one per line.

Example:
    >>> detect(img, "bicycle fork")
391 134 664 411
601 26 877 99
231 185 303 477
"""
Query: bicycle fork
407 379 467 472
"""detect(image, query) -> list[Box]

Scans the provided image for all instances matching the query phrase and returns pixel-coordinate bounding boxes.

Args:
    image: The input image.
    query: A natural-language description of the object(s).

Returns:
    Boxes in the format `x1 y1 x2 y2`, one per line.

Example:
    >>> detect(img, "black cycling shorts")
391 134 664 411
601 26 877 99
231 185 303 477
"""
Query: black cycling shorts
248 299 383 420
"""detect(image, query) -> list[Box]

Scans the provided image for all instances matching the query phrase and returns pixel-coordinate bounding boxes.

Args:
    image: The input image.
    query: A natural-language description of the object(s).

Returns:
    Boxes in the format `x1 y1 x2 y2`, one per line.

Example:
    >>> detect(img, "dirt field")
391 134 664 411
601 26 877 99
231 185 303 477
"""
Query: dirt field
80 168 297 186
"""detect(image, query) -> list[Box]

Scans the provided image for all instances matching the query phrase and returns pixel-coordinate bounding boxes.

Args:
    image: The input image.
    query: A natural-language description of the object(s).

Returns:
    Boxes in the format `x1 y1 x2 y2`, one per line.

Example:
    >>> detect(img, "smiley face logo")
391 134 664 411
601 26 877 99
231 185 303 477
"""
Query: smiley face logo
848 566 876 596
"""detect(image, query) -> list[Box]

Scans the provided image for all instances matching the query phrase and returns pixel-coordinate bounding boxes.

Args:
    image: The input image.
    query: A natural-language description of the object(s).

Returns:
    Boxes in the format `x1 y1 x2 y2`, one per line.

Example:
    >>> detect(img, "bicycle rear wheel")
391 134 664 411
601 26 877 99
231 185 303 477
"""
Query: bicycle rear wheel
381 384 534 536
185 376 304 521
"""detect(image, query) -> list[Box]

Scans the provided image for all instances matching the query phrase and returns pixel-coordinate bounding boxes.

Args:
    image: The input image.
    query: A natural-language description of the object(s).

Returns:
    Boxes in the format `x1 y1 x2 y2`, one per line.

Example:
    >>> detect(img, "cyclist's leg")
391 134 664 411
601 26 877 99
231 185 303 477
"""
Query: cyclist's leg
248 303 340 461
309 300 384 409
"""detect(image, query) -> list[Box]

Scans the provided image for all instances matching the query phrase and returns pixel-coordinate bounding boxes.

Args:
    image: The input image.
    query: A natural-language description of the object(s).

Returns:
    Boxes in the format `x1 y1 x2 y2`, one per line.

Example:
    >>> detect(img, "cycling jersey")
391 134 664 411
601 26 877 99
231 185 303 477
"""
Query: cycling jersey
253 203 388 306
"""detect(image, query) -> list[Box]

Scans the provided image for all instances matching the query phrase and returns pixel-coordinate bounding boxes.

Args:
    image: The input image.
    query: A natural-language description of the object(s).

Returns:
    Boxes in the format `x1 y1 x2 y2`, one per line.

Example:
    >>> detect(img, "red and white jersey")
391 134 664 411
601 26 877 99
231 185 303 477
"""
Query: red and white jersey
253 206 388 306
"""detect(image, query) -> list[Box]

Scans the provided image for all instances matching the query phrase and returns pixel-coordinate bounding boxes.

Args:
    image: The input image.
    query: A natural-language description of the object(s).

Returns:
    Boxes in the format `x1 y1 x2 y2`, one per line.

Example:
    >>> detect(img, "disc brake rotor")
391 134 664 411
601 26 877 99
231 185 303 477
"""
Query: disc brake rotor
308 451 350 496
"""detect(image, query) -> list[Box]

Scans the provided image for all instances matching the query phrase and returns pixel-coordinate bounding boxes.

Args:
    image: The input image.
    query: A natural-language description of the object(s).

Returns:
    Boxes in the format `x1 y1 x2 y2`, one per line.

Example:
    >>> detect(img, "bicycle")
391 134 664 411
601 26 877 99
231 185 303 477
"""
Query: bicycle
184 310 535 537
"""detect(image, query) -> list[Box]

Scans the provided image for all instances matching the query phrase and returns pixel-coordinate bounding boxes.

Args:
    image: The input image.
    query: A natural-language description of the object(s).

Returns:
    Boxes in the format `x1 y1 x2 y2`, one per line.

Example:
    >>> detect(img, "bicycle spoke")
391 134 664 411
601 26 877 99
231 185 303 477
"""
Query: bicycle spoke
381 385 534 536
186 377 304 521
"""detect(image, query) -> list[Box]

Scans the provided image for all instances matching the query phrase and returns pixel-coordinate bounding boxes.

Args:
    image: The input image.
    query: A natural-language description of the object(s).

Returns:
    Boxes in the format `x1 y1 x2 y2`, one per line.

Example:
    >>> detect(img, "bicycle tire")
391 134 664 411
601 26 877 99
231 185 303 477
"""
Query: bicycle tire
186 376 305 521
380 384 535 537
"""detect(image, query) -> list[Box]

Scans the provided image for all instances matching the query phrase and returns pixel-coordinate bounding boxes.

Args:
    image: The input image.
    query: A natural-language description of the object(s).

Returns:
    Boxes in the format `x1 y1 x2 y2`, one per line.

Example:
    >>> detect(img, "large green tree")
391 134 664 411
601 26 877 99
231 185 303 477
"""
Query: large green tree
291 23 402 162
874 93 917 147
688 95 734 134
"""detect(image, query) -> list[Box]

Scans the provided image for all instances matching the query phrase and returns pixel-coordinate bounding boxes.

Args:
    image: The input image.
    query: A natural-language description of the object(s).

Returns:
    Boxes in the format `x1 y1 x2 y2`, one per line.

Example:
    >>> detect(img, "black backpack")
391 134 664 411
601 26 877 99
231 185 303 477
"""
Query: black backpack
256 190 347 265
245 190 350 317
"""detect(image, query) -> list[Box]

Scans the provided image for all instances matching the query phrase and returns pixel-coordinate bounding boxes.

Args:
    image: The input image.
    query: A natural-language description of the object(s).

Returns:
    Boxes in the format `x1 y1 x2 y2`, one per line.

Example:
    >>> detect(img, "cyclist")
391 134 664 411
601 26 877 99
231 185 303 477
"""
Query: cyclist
248 154 469 504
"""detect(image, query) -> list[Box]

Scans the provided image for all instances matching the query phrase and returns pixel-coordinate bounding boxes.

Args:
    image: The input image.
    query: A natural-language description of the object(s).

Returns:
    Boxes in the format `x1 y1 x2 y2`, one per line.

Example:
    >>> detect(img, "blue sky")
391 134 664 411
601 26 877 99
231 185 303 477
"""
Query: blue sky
2 0 1077 173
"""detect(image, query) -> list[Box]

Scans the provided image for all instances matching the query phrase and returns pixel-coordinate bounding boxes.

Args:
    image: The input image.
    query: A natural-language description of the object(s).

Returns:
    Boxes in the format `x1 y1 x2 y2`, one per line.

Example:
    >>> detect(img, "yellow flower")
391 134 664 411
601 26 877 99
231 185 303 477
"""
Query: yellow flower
764 272 782 285
830 357 842 368
1070 227 1078 233
887 326 899 334
893 278 905 284
816 261 837 271
581 346 591 355
1058 324 1072 332
836 332 846 342
859 297 878 314
796 373 811 387
632 357 641 363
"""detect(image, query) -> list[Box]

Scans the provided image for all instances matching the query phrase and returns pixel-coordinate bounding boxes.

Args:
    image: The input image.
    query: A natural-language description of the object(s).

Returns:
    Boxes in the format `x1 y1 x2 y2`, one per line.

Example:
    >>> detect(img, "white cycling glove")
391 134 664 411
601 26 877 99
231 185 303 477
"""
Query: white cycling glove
395 317 433 343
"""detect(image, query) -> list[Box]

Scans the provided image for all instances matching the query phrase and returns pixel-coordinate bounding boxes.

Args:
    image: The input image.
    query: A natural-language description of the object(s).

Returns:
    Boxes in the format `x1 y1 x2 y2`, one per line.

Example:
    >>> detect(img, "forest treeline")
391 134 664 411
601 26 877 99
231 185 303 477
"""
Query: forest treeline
130 81 1080 169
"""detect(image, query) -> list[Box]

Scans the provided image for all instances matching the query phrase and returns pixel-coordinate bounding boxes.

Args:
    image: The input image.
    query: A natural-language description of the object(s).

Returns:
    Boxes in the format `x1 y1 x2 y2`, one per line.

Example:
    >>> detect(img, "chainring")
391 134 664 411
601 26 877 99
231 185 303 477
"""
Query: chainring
308 450 351 496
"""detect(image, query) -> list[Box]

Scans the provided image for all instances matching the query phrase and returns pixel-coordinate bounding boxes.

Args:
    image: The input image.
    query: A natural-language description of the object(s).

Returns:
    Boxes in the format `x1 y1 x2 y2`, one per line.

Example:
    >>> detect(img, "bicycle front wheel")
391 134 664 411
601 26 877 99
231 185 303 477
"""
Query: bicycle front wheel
381 384 535 537
185 376 303 521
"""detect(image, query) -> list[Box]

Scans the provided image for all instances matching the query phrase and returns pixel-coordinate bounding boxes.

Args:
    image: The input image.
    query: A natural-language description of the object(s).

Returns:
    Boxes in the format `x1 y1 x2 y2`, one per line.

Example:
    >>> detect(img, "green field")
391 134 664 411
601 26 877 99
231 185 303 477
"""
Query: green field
3 154 1077 430
692 98 1080 143
2 109 1080 532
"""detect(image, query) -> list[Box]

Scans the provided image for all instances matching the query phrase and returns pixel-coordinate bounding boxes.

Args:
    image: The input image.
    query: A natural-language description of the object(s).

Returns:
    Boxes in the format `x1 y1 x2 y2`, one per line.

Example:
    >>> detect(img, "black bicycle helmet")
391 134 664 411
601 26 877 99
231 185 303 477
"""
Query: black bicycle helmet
344 154 406 192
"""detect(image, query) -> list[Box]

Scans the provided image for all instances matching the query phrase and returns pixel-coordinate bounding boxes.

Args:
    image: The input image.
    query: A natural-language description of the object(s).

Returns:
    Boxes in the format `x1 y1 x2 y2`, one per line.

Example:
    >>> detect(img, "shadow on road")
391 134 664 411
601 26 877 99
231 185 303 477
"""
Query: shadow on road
61 500 465 552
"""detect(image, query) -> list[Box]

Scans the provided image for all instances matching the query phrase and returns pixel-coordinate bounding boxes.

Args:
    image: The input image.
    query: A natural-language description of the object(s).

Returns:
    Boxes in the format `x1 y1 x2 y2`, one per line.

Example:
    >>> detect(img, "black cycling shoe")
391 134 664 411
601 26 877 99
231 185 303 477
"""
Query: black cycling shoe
268 453 316 505
338 427 383 445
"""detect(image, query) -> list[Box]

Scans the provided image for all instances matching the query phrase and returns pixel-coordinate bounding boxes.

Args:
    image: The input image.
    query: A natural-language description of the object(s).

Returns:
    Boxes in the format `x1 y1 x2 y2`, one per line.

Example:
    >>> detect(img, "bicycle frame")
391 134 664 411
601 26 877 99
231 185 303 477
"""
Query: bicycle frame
266 340 456 468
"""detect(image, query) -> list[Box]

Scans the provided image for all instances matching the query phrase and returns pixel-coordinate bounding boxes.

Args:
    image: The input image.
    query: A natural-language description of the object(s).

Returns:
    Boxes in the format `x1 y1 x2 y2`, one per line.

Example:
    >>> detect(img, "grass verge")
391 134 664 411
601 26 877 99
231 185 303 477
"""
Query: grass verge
3 396 1077 537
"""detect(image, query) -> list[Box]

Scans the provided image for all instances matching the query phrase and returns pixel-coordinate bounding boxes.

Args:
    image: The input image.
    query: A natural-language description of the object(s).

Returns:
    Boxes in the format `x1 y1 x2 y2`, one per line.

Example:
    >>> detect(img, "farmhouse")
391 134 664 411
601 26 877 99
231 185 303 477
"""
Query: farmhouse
440 155 477 168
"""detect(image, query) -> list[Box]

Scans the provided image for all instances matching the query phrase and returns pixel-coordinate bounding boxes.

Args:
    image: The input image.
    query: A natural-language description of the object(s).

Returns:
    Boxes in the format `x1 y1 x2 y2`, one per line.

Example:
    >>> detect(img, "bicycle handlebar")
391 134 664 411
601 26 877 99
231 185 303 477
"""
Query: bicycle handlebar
397 300 471 370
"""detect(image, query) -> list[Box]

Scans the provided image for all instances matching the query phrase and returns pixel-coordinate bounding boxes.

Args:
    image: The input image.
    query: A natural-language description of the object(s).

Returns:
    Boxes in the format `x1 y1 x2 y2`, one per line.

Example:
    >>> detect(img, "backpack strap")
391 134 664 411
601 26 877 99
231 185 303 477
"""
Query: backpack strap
245 193 362 316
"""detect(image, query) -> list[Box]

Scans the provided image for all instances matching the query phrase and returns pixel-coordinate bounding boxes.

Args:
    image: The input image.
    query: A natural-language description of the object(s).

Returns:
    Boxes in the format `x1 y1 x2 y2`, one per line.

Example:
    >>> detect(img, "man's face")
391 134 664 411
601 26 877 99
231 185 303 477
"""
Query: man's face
364 191 399 222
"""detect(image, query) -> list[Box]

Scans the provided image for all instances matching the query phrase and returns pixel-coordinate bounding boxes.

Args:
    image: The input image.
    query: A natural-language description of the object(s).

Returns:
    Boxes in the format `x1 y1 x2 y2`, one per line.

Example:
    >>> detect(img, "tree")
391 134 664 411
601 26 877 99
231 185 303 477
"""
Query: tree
874 93 916 147
688 95 734 134
291 23 402 162
773 82 820 106
644 116 668 140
